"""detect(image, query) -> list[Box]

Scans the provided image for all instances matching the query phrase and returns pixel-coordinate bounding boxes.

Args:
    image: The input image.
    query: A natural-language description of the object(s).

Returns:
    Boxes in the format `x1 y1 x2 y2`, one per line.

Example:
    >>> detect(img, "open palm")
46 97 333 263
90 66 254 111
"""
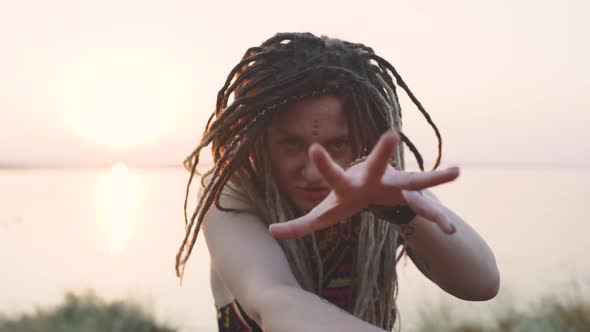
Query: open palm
269 130 460 239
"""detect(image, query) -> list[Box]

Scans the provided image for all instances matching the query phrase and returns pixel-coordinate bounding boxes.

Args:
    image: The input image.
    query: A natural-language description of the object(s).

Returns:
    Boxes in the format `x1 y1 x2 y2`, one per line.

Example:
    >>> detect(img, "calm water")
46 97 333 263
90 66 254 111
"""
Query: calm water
1 166 589 331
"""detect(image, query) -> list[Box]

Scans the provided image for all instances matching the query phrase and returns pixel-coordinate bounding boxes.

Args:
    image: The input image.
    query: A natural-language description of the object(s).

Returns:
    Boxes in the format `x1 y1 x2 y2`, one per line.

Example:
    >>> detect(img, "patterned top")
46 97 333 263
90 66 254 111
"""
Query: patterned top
216 222 360 331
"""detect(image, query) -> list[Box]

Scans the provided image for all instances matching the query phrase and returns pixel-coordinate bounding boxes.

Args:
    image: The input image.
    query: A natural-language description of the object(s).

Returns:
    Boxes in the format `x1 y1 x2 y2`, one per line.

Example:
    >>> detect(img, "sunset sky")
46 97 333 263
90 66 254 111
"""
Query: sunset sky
1 0 588 168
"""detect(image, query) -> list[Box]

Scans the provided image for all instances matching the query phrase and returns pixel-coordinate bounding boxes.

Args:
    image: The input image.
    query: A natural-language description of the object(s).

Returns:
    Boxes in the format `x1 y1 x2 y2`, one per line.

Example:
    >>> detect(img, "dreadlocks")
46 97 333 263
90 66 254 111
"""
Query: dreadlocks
176 32 442 330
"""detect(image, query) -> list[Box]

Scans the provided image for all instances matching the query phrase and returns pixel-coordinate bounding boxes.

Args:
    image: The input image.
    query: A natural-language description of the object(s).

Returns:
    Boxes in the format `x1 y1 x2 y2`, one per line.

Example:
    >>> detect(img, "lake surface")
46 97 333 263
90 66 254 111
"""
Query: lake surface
1 166 589 331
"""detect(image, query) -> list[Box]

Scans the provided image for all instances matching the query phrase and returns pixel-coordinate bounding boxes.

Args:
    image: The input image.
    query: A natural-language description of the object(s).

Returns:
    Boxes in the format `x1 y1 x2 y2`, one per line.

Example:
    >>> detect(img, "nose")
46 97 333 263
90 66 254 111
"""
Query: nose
301 156 323 183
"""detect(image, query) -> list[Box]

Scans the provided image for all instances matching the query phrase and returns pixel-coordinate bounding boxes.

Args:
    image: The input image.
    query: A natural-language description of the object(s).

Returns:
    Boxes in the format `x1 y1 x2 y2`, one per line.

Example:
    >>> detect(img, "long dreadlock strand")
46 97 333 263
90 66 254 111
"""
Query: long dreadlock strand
177 102 276 276
216 50 282 109
373 72 405 168
363 53 443 170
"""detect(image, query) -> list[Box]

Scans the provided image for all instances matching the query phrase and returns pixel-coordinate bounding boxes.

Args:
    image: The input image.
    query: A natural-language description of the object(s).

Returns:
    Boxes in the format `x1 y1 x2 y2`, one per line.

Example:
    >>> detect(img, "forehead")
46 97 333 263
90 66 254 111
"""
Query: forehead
271 95 348 132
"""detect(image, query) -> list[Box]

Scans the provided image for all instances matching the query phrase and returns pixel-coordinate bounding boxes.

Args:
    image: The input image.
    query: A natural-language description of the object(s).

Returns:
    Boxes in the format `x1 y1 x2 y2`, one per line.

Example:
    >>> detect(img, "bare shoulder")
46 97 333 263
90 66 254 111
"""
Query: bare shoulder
201 184 300 321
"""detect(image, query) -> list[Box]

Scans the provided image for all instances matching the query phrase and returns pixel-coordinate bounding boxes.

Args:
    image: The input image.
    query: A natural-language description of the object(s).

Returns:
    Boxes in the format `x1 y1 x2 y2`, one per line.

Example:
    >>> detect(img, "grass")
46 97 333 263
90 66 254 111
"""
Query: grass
0 290 177 332
410 280 590 332
1 282 589 332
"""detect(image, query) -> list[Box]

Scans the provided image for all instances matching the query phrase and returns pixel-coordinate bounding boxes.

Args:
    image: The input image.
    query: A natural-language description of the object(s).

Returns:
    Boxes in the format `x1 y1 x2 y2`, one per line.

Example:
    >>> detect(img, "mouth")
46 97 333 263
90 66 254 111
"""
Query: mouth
299 187 330 201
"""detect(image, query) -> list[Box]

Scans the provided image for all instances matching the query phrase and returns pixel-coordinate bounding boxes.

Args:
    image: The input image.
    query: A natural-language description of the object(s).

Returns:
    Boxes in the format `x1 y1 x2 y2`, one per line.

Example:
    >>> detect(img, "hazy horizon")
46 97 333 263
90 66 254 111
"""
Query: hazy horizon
2 159 590 170
2 3 589 330
2 166 589 331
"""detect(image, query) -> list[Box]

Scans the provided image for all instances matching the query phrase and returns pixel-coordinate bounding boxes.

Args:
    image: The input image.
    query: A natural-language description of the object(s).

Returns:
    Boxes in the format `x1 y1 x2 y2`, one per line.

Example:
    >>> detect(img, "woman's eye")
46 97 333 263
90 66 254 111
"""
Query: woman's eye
281 139 301 150
329 140 349 152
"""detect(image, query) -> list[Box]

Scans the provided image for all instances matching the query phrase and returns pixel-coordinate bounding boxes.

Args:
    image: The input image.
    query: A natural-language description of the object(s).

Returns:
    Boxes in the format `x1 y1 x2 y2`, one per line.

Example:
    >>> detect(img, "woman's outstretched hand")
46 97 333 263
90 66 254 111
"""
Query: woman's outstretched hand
269 130 460 239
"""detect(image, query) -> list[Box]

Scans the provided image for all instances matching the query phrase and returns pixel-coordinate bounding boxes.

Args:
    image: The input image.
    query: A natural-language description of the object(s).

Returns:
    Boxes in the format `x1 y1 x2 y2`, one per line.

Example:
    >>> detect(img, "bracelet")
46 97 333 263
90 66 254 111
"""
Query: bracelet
348 156 416 225
349 156 414 224
365 204 417 225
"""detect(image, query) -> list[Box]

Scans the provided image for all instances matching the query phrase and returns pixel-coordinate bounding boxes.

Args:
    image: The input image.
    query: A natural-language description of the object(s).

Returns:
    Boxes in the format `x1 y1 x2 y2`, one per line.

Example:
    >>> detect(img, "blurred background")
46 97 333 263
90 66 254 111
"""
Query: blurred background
1 0 589 331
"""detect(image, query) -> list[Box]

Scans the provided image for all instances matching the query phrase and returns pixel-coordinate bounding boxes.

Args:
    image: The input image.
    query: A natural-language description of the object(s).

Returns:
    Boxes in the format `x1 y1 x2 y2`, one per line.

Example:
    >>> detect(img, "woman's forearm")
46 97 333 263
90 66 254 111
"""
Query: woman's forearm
395 192 500 300
256 285 386 332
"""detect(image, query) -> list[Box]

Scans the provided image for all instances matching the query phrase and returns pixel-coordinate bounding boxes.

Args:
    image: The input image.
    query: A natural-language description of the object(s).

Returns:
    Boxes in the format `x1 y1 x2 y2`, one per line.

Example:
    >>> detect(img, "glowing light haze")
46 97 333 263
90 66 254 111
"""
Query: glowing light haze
1 0 588 167
1 3 589 330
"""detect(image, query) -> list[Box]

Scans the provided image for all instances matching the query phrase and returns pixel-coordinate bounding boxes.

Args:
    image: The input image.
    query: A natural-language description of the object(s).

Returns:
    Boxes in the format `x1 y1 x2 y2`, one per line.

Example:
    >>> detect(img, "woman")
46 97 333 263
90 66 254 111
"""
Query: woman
176 32 500 331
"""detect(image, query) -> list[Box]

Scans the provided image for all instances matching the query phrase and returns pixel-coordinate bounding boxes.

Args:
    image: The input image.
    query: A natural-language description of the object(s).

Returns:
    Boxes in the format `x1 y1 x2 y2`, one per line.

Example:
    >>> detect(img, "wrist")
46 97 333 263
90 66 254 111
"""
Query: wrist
365 204 417 225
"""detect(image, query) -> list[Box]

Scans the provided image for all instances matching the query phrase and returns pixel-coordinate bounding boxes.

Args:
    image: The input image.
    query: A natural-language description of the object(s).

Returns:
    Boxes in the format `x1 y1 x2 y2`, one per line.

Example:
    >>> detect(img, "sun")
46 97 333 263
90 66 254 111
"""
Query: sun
52 46 195 149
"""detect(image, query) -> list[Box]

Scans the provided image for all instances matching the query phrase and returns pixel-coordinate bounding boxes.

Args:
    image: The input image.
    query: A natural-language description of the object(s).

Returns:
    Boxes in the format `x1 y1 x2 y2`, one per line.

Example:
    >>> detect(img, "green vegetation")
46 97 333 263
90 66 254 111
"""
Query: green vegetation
2 283 589 332
412 282 590 332
0 291 176 332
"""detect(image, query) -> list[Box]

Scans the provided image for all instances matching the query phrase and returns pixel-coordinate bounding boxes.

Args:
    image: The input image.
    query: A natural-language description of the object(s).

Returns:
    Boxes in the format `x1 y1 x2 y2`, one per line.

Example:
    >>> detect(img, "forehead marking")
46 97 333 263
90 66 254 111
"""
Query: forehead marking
311 119 320 136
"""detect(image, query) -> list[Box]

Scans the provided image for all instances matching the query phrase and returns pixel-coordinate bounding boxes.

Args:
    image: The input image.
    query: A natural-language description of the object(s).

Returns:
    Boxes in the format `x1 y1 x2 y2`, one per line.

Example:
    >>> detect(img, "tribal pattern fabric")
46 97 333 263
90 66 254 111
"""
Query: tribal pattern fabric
217 301 262 332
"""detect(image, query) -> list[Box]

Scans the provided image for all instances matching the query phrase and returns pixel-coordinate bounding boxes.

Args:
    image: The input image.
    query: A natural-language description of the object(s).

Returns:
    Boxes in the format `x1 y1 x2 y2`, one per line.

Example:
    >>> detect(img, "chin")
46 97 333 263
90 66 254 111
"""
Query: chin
286 191 322 212
294 199 320 212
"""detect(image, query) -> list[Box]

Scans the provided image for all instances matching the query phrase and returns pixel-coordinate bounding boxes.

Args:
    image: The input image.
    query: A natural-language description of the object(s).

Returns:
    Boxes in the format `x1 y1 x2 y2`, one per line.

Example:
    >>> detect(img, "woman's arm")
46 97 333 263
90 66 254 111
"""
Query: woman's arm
267 130 500 301
395 191 500 301
203 192 386 332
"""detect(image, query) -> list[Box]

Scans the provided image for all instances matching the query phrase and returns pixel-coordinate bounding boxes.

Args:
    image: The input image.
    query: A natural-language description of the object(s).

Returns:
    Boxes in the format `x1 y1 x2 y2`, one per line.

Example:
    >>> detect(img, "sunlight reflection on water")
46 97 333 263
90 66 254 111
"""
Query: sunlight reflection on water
0 166 589 331
108 162 130 254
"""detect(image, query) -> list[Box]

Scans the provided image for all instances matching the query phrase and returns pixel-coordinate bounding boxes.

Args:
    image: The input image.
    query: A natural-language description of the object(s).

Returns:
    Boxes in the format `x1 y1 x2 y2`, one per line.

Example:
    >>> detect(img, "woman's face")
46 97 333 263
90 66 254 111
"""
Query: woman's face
267 95 354 211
